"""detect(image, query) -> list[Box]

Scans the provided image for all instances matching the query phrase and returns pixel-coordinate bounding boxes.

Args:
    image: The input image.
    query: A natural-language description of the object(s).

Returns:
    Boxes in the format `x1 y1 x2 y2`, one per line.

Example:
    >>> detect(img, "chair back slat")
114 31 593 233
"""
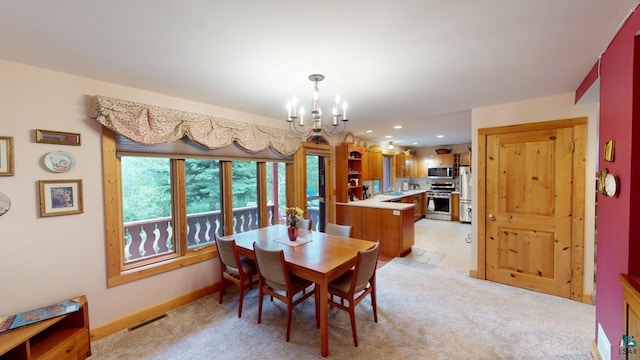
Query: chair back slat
353 242 380 293
215 234 239 271
325 223 352 237
253 243 288 289
297 218 312 230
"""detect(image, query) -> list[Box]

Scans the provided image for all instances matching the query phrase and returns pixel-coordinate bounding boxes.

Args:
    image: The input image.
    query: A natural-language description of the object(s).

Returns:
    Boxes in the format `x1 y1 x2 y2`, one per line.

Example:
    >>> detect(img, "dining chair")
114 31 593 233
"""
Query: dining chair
214 233 258 318
253 242 319 342
327 241 380 347
296 218 312 231
325 222 352 237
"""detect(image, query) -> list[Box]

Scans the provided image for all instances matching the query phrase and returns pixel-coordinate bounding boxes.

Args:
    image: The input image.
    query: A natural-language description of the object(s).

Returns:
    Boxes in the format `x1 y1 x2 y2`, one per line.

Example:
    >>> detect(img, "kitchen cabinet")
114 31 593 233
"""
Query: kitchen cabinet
336 144 363 202
0 295 90 360
401 192 426 221
363 147 382 180
434 153 454 166
453 151 472 178
459 151 471 166
451 192 460 221
396 153 421 178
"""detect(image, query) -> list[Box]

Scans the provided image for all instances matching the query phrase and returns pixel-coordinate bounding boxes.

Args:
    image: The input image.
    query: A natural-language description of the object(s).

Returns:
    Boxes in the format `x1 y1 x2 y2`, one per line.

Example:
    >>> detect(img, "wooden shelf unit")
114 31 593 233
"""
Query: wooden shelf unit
0 295 91 360
336 144 364 202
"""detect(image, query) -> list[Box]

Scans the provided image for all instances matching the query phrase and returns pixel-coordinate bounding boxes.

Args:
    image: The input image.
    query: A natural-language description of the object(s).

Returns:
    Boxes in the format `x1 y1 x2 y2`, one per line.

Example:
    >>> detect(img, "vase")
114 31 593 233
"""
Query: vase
287 225 298 241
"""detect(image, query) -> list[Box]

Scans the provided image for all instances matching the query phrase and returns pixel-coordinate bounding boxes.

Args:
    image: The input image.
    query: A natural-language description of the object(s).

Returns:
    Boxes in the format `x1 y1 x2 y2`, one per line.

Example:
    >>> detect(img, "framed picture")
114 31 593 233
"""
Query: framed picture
35 129 81 146
38 179 83 217
0 136 14 176
603 140 615 162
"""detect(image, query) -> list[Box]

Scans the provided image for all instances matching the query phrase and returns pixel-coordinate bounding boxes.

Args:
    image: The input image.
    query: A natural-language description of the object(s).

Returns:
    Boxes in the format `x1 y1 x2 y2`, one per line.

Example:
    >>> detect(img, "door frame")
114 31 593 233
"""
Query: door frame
476 117 586 302
289 141 334 224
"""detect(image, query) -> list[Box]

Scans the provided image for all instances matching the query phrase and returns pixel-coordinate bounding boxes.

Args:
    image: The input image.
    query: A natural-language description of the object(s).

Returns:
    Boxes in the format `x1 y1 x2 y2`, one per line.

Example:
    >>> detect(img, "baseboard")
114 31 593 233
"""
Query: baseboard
583 293 594 305
469 269 478 279
591 339 602 360
90 284 218 341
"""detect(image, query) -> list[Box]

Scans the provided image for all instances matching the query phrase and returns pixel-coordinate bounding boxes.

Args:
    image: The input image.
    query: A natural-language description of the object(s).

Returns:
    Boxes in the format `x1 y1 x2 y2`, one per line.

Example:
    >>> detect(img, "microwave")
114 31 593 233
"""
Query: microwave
427 166 453 179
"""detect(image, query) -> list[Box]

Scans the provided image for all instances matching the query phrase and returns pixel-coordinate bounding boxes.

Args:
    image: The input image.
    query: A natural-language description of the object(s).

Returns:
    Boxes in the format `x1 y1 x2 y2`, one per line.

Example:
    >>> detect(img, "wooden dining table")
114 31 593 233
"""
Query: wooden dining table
223 224 375 357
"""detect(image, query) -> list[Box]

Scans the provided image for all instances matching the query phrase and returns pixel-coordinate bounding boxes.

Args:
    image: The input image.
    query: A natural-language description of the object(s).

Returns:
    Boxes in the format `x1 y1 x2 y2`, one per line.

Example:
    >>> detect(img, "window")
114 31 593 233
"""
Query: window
231 161 259 233
102 131 290 287
266 162 286 224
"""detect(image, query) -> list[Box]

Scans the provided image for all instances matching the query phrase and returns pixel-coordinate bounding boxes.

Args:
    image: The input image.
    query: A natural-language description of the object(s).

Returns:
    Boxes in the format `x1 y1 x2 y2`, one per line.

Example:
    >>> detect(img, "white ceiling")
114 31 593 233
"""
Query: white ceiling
1 1 637 147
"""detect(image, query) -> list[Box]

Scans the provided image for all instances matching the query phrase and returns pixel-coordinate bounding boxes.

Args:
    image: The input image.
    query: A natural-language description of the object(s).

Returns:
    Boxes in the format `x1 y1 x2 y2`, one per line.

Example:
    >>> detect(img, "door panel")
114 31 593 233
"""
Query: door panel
486 127 573 298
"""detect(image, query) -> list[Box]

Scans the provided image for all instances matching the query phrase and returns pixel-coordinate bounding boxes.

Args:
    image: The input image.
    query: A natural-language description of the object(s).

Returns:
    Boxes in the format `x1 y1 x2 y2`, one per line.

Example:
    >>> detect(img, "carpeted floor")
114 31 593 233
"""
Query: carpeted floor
89 260 594 359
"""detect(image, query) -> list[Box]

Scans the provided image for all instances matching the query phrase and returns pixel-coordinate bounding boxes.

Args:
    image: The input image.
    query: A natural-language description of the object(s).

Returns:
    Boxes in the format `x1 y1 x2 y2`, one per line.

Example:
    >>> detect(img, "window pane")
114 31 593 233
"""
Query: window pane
266 162 287 225
231 161 259 233
185 159 221 248
121 156 174 262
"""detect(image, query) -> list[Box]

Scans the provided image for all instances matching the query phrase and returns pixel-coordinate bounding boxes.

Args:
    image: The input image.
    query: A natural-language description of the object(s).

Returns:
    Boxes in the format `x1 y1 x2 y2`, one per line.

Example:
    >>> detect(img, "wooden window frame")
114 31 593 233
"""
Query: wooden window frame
102 129 288 287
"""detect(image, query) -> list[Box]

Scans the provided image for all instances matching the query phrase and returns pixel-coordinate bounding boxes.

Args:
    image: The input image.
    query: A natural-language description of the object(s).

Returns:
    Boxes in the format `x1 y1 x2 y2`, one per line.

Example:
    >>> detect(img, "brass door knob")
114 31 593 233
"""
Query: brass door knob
488 214 496 221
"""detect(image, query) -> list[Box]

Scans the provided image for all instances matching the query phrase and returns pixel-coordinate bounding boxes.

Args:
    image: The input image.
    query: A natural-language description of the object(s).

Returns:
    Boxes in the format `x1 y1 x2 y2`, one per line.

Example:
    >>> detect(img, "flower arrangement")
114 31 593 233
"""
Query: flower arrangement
284 206 303 227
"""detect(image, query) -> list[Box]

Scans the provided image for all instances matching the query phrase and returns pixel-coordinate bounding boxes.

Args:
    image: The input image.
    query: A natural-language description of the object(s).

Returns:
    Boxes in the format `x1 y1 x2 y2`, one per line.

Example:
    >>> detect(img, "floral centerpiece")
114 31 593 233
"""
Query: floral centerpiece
284 206 304 227
284 206 304 241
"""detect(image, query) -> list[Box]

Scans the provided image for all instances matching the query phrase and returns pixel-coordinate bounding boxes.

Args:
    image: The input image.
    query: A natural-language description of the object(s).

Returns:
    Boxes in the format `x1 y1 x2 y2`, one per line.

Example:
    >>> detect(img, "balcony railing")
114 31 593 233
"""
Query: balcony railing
124 205 321 262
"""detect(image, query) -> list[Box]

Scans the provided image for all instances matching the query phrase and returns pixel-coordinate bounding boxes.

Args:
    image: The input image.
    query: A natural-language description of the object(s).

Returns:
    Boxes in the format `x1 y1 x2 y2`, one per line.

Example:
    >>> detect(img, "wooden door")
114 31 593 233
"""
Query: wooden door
479 118 586 301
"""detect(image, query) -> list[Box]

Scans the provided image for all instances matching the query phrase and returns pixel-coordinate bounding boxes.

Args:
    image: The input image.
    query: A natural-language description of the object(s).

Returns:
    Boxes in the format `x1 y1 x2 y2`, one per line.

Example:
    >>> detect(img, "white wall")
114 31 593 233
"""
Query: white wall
0 59 287 327
471 92 598 296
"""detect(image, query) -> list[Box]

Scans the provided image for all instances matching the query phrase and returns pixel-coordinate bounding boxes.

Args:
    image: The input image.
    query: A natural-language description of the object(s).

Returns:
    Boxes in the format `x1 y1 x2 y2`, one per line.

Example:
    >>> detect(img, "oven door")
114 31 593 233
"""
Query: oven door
425 193 452 220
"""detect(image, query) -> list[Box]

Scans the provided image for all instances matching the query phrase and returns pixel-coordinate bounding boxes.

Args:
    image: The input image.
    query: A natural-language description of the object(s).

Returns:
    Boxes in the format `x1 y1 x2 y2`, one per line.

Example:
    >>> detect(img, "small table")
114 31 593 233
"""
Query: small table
224 224 374 357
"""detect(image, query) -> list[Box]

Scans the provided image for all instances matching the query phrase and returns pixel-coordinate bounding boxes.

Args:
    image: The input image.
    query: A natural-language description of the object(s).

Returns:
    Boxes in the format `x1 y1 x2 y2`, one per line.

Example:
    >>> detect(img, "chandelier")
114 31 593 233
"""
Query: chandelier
286 74 349 144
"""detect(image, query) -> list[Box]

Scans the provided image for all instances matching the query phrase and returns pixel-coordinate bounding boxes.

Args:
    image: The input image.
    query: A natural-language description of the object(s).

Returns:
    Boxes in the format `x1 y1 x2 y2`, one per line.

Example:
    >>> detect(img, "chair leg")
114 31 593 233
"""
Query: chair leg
348 304 358 347
219 276 225 304
257 287 264 324
286 298 293 342
371 280 378 323
238 283 245 318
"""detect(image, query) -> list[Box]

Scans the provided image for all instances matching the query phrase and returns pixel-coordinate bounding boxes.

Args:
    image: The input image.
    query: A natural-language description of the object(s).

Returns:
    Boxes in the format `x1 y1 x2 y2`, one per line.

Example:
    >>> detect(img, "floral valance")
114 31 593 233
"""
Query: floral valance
89 95 301 156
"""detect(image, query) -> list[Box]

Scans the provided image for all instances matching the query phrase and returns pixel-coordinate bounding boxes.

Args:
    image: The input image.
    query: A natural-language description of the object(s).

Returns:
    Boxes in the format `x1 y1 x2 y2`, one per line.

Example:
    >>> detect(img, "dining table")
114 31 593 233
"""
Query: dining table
223 224 375 357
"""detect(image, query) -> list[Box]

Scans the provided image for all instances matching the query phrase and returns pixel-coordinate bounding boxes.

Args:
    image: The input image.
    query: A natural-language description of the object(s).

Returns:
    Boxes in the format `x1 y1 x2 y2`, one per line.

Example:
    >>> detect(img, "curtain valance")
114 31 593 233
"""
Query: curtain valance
89 95 301 156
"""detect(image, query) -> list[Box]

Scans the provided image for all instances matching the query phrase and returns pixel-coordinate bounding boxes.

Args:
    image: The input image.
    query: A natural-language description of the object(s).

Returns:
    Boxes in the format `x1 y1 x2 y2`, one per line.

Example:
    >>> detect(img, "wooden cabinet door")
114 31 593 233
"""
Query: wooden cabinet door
395 153 406 178
485 127 574 298
460 151 471 166
416 155 427 178
361 149 370 180
437 153 454 166
371 150 383 179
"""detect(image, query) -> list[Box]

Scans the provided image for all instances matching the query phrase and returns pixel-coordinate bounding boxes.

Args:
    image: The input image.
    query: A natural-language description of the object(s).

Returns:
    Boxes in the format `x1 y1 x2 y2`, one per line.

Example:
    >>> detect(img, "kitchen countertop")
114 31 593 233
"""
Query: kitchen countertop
336 189 426 210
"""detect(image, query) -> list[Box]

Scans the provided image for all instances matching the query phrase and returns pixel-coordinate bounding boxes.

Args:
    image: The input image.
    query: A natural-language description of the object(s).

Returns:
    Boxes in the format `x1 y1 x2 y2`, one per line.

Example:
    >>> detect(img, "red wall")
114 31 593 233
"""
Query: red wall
592 6 640 358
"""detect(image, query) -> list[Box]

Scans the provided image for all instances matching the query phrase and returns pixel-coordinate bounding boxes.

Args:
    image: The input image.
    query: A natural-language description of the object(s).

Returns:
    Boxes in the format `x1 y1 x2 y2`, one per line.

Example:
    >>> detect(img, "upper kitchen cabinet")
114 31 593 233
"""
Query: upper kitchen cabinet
395 152 415 178
363 147 382 180
336 144 363 202
459 151 471 166
434 153 454 166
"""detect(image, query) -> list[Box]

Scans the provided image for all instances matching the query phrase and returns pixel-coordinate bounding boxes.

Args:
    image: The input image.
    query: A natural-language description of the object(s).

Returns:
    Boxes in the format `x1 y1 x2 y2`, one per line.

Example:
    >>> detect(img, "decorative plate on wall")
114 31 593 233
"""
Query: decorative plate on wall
44 151 76 173
0 192 10 216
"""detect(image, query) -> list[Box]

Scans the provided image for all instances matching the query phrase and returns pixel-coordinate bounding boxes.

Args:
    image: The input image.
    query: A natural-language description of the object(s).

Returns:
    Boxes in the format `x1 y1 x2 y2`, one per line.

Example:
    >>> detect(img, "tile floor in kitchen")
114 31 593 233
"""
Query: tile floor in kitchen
379 218 473 271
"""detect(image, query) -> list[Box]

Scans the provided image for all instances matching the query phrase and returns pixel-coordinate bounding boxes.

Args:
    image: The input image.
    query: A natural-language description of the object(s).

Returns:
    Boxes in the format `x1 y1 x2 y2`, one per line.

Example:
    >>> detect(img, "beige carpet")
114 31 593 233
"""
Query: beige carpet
89 260 594 359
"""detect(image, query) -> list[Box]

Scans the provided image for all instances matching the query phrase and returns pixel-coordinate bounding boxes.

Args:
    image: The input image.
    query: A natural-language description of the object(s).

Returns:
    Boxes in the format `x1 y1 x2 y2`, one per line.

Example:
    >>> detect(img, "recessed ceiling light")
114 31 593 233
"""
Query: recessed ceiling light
365 129 373 133
436 134 444 138
394 125 403 129
385 135 393 139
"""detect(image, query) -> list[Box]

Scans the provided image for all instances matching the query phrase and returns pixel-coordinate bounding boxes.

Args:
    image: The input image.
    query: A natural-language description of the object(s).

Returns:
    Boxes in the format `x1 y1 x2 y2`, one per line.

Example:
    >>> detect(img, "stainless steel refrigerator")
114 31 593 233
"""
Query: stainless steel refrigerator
459 166 472 223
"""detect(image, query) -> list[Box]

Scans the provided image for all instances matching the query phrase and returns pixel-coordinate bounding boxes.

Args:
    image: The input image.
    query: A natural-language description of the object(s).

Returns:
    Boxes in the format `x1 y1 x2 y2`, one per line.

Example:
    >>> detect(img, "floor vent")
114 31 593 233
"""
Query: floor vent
128 314 168 332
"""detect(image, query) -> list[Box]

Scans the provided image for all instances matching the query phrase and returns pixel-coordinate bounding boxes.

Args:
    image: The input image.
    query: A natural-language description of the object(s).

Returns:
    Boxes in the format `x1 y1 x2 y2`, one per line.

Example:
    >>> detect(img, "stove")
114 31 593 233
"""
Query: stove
426 181 455 220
